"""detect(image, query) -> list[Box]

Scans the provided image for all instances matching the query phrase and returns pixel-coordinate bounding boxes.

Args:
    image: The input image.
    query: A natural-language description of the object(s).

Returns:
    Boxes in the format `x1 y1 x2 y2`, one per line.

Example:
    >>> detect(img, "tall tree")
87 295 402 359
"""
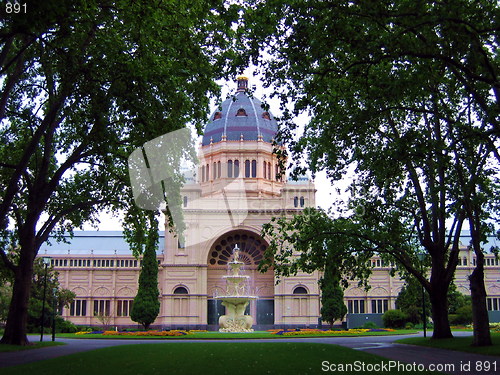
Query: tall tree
130 213 160 331
0 0 238 345
242 0 498 342
320 258 347 330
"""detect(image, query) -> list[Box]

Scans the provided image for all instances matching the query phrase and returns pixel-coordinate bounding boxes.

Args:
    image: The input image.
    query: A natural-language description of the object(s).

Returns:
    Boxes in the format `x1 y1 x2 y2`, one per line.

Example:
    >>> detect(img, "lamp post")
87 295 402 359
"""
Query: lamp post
52 287 57 341
417 252 427 338
40 257 51 342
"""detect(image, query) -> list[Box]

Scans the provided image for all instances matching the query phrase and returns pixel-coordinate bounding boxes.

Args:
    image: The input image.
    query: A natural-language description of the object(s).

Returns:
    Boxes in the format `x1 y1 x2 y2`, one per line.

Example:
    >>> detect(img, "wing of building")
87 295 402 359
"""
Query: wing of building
40 77 500 329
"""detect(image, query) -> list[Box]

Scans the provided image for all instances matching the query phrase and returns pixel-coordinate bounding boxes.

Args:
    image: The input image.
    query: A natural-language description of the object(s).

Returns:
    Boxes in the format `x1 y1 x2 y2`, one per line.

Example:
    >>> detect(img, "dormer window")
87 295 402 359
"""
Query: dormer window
236 108 247 117
262 111 271 120
213 111 222 120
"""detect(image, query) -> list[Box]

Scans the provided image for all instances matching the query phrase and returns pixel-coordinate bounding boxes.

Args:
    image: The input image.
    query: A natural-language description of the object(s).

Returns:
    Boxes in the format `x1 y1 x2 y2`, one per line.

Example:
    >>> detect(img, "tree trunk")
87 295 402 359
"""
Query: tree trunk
429 283 453 339
0 247 34 345
469 256 492 346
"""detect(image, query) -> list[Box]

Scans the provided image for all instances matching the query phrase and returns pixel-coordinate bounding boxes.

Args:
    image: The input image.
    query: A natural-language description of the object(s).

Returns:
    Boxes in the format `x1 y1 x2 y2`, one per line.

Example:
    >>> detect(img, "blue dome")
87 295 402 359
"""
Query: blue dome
202 87 279 146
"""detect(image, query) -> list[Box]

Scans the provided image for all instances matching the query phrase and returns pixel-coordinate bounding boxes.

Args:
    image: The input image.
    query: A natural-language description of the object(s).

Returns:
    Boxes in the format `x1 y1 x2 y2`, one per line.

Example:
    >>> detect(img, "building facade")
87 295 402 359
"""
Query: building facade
41 78 500 329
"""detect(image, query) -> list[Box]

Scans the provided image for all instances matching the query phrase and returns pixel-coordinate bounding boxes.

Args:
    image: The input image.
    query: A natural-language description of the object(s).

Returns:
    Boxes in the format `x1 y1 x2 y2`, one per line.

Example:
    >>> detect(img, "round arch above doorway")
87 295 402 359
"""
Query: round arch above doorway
206 229 274 328
207 230 267 267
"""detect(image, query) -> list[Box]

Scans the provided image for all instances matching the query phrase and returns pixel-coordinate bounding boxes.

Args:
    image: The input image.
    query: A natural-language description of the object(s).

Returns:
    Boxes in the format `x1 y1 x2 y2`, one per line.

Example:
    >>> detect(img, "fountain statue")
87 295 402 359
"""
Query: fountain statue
215 244 258 332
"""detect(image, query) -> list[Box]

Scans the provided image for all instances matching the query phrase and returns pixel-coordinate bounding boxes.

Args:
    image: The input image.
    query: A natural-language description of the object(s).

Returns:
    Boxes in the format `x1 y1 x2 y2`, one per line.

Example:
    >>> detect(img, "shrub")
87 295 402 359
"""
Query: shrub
361 321 378 329
455 305 473 325
382 309 408 328
405 322 415 329
56 317 78 333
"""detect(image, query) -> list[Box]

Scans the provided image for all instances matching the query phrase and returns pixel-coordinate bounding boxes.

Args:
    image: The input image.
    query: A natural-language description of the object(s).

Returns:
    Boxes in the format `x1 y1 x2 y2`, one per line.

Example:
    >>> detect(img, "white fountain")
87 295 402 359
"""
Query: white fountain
215 244 258 332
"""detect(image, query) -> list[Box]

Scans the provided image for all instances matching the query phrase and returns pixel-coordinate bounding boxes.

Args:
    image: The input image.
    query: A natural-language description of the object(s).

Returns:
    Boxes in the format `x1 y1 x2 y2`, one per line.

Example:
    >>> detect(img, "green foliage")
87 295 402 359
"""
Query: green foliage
54 316 78 333
0 284 12 323
449 306 473 325
382 309 409 329
0 257 76 332
130 213 160 330
25 259 75 331
319 261 347 328
244 0 499 341
0 0 239 344
362 321 378 329
396 277 431 324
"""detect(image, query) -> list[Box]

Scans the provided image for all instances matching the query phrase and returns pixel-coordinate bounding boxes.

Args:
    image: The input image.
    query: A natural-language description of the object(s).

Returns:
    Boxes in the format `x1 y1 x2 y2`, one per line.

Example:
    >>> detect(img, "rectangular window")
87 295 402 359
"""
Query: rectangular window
245 160 250 177
116 300 133 316
69 300 87 316
227 160 233 178
234 160 239 177
371 299 389 313
94 300 111 316
348 300 365 314
487 298 492 311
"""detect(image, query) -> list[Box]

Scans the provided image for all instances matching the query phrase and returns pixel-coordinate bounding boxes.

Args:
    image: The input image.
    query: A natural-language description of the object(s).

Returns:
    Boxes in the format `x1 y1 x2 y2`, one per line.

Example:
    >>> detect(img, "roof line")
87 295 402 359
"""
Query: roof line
248 94 260 137
224 92 238 137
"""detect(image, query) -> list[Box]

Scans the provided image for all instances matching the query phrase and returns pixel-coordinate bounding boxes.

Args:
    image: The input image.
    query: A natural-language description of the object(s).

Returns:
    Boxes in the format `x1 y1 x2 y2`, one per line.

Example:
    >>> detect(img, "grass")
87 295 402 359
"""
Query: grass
397 332 500 357
57 329 418 340
1 342 440 375
0 341 65 352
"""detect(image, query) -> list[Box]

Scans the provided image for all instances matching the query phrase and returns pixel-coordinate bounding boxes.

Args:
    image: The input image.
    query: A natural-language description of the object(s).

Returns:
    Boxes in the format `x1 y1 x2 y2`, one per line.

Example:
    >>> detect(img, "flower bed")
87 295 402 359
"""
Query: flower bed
268 328 395 336
75 330 207 336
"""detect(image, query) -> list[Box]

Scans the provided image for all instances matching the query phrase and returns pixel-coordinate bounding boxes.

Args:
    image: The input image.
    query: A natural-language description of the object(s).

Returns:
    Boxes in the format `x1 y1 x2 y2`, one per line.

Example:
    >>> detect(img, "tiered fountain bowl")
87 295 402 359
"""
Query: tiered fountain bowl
215 245 257 332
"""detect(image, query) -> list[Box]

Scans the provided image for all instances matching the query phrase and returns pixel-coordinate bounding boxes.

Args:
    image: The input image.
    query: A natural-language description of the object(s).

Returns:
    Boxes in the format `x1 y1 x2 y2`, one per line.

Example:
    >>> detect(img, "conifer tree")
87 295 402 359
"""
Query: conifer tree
320 261 347 330
130 214 160 330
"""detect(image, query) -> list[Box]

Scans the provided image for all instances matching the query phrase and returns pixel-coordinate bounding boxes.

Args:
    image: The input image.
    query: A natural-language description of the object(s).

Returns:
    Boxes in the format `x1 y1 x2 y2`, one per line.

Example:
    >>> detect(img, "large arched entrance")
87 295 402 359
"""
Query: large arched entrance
206 229 275 328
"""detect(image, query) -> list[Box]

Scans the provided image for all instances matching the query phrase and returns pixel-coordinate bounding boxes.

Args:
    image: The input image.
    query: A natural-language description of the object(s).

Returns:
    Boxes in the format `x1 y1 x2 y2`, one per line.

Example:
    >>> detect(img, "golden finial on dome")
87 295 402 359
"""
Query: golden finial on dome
236 75 249 92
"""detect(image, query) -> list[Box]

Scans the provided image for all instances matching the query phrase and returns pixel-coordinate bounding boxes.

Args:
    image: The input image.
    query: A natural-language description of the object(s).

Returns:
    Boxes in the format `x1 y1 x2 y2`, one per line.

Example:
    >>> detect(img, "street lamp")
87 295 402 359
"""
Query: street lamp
52 287 58 341
40 256 51 342
417 252 427 338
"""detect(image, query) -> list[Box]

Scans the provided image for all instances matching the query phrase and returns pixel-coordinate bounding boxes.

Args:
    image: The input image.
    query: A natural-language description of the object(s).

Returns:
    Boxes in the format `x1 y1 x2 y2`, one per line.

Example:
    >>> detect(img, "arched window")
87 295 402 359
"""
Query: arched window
213 162 217 179
245 160 251 178
217 161 221 178
293 286 308 294
292 286 308 316
263 161 267 178
267 162 271 180
300 196 305 207
206 164 209 181
228 160 233 178
251 160 257 178
173 286 189 317
234 160 239 177
173 286 189 295
183 196 188 208
236 108 247 116
294 196 298 208
201 165 205 182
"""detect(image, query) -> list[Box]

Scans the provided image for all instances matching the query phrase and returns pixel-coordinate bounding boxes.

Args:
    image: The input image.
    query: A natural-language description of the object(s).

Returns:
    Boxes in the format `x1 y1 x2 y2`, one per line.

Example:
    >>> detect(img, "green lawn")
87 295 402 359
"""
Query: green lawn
1 342 441 375
397 332 500 357
0 341 64 352
57 329 417 340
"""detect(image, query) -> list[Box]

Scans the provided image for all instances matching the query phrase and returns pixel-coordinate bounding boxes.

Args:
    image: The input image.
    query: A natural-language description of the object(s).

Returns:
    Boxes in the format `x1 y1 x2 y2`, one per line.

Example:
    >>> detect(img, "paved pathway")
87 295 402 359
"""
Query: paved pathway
0 332 498 374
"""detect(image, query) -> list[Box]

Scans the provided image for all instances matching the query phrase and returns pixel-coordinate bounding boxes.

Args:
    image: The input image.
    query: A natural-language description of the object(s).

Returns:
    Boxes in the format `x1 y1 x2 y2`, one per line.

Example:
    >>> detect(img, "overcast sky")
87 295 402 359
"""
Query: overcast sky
83 71 348 231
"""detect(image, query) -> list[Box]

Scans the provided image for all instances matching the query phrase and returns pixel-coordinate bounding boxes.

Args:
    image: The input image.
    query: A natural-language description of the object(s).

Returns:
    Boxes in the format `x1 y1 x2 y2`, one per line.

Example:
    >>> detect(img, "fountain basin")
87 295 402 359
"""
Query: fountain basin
214 295 257 305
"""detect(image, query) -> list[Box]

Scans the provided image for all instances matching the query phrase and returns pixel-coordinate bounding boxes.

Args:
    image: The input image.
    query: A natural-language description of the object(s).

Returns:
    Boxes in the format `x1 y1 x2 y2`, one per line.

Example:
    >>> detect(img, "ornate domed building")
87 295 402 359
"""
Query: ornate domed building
162 76 318 329
39 77 500 330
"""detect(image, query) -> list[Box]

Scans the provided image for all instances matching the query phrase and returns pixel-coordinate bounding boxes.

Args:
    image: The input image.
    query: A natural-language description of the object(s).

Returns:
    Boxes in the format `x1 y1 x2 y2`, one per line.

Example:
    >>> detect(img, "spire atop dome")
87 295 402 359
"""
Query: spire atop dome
236 75 249 92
